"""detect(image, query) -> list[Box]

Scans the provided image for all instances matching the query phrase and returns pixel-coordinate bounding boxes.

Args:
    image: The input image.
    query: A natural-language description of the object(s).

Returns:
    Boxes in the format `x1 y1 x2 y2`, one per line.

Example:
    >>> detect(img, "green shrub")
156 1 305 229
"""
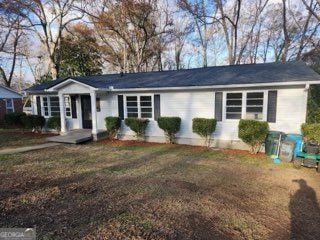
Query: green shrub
238 119 269 154
105 116 121 139
20 114 33 129
47 116 61 130
4 112 26 128
33 115 45 132
157 117 181 144
124 118 149 141
192 118 217 147
21 115 45 132
301 123 320 143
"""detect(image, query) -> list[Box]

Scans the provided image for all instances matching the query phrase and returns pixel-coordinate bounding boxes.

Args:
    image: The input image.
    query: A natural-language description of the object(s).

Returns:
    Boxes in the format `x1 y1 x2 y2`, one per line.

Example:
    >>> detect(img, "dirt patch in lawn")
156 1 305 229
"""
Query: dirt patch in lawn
0 142 319 239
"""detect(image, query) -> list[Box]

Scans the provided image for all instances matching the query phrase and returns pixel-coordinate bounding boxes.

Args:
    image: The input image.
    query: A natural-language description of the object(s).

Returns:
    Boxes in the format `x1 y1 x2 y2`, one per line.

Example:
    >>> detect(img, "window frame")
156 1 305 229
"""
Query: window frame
49 96 60 117
245 92 264 120
64 96 72 118
124 94 154 120
223 90 268 121
40 95 62 118
42 96 49 117
5 98 14 113
225 92 243 120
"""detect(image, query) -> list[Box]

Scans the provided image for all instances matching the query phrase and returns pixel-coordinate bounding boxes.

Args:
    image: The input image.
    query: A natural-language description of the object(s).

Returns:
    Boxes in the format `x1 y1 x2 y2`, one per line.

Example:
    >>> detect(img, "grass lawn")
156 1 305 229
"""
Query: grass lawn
0 140 319 239
0 129 54 150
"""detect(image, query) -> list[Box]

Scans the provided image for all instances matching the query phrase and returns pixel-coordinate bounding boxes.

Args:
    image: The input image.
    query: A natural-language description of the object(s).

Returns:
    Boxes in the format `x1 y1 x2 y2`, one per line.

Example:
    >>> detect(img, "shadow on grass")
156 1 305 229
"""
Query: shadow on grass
289 179 320 240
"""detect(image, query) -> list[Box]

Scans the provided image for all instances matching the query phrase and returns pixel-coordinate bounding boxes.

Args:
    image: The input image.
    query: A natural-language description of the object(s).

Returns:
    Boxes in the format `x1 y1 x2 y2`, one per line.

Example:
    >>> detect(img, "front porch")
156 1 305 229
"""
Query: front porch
46 79 107 141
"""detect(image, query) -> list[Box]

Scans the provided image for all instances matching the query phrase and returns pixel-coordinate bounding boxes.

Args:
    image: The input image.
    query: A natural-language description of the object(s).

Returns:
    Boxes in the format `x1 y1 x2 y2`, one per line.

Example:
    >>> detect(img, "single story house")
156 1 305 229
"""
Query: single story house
0 85 22 124
25 61 320 149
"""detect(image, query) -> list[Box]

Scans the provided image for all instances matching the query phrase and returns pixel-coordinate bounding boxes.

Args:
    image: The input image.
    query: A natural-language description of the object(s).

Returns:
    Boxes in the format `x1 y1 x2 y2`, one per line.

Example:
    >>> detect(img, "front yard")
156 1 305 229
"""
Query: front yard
0 129 54 150
0 137 319 239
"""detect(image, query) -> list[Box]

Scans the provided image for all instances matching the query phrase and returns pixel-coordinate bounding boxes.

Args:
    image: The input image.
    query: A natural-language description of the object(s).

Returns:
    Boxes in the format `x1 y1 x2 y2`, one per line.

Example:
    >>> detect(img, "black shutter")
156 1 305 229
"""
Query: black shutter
36 96 41 116
118 95 124 120
267 90 277 123
71 96 77 119
154 94 161 120
215 92 223 121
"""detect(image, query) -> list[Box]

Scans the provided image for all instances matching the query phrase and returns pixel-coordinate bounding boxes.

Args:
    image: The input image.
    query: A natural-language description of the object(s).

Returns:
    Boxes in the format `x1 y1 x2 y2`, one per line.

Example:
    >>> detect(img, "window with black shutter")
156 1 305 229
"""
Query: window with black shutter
36 96 41 116
215 92 223 121
154 94 160 120
118 95 124 120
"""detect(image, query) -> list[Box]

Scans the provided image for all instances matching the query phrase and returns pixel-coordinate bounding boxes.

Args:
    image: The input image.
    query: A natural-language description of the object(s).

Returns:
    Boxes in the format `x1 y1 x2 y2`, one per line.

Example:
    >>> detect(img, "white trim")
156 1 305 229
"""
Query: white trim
64 95 72 118
46 78 98 92
223 90 270 122
123 94 154 120
224 92 243 121
90 91 98 135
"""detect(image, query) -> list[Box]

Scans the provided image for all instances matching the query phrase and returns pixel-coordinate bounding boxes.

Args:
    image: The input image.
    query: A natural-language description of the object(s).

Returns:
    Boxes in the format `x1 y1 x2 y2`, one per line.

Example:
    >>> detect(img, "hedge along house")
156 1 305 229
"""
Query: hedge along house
0 85 23 124
25 61 320 149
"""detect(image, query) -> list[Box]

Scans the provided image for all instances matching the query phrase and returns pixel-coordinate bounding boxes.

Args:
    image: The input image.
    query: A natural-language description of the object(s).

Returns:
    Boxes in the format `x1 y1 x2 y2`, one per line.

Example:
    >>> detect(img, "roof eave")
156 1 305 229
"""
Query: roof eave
110 80 320 92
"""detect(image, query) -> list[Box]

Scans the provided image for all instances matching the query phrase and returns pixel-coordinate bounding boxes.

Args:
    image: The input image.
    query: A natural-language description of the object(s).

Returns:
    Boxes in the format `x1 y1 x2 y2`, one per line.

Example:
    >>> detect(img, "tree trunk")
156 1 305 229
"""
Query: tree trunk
281 0 290 62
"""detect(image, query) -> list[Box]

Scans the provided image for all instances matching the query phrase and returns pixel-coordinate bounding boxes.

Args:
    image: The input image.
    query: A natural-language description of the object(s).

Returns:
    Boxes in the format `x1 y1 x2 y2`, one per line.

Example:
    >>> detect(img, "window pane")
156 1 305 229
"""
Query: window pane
127 101 138 106
141 113 152 118
247 99 263 105
127 96 137 101
43 97 48 106
227 93 242 99
227 100 242 105
140 96 151 101
226 107 242 113
140 101 152 106
49 96 60 117
226 93 242 119
247 92 263 98
127 107 138 113
246 92 264 120
127 112 138 118
141 107 152 113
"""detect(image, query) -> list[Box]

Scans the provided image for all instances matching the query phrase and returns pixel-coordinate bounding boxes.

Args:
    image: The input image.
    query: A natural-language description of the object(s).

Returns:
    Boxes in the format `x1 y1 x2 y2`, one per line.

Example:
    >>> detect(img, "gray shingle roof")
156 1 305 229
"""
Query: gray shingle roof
26 61 320 93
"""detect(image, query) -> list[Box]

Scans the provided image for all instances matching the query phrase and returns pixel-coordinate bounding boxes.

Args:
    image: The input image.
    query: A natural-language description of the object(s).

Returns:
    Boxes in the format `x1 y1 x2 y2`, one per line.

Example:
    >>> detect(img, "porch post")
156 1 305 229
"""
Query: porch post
90 91 98 137
59 93 67 134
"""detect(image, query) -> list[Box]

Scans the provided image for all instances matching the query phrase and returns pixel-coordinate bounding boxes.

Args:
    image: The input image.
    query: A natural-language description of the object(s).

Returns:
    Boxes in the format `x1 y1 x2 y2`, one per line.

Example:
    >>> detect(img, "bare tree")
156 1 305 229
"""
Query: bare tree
178 0 216 67
171 15 193 70
0 2 25 87
89 0 172 73
9 0 85 79
302 0 320 22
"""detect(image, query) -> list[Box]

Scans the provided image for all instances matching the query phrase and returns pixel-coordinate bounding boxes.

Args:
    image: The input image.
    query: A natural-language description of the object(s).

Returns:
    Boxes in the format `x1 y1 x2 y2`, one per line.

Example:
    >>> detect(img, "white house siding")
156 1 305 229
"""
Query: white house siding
96 93 118 130
269 88 308 134
28 85 309 150
116 86 308 149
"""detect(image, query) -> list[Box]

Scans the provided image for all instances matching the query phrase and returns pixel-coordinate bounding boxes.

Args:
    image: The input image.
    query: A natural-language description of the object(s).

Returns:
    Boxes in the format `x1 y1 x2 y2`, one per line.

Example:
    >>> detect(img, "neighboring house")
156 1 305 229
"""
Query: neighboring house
0 85 23 124
25 61 320 149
